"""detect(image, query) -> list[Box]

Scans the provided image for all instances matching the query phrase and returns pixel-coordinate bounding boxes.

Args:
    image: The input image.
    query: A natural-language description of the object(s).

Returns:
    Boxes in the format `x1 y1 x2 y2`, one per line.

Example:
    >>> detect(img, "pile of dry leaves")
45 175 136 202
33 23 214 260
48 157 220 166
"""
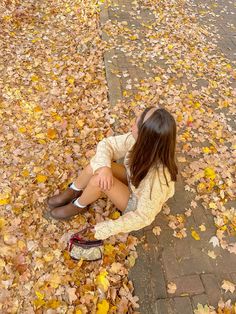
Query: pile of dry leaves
0 0 141 313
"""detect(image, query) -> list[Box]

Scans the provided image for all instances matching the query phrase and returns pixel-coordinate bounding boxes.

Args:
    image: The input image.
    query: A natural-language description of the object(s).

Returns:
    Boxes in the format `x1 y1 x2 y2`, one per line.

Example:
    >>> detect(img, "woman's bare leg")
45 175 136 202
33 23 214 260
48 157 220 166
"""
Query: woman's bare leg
78 175 130 211
73 163 93 189
74 162 128 189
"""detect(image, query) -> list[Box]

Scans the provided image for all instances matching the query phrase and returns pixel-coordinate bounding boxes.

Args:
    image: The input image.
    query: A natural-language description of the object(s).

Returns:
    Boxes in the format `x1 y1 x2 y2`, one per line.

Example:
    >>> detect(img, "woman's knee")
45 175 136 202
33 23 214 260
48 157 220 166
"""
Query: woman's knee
83 163 93 175
87 174 100 188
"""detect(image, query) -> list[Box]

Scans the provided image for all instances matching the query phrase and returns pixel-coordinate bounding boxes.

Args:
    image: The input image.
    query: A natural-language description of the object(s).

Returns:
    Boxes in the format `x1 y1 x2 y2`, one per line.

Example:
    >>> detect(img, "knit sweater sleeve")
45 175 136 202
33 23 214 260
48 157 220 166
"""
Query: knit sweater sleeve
94 171 175 240
89 132 135 174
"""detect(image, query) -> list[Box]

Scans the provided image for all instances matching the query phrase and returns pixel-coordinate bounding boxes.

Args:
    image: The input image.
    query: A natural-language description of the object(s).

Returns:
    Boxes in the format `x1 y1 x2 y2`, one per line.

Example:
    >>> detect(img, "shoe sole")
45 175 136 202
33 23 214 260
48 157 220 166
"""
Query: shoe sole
43 208 87 221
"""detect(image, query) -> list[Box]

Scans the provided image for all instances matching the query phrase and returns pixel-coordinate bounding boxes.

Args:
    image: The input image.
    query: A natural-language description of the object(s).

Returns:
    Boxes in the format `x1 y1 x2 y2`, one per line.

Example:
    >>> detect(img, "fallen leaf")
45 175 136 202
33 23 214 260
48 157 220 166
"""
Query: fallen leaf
167 282 177 294
191 230 200 240
221 280 235 294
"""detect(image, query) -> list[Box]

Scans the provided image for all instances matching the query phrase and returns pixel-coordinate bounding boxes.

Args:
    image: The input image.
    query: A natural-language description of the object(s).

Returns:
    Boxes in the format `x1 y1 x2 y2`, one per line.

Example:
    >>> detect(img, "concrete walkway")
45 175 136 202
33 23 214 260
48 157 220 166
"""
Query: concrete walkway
99 0 236 313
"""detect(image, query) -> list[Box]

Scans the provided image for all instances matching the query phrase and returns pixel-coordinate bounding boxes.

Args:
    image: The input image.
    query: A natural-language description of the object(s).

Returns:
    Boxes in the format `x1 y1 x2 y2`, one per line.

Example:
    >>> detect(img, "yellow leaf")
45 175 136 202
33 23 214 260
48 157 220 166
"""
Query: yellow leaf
33 299 45 308
130 101 136 107
0 198 10 205
96 299 109 314
36 174 47 183
0 218 6 229
18 127 27 133
187 93 193 99
75 310 83 314
209 202 217 209
176 114 183 122
110 211 120 220
138 86 148 91
95 270 110 292
50 274 61 289
3 15 11 21
202 147 211 154
47 128 57 139
154 76 161 82
67 76 75 84
194 102 201 108
0 258 6 268
44 253 54 262
31 75 39 82
77 120 84 128
18 240 26 250
21 169 30 177
123 90 128 97
34 84 45 92
97 132 104 141
35 291 44 300
167 44 173 49
38 139 46 145
35 133 45 139
104 244 115 256
31 38 41 43
63 251 71 260
130 35 138 40
191 230 200 240
46 299 61 309
204 167 216 180
134 94 142 101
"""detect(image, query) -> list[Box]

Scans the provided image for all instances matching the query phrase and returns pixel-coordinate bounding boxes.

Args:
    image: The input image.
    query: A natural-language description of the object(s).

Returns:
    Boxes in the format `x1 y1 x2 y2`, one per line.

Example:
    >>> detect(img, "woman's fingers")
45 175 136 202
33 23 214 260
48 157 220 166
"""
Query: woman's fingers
99 177 104 190
98 176 114 191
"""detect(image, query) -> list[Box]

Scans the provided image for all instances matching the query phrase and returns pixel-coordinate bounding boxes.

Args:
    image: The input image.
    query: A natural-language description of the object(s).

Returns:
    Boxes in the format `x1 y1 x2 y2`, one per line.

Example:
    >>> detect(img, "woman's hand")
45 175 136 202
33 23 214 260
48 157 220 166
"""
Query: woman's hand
95 166 114 191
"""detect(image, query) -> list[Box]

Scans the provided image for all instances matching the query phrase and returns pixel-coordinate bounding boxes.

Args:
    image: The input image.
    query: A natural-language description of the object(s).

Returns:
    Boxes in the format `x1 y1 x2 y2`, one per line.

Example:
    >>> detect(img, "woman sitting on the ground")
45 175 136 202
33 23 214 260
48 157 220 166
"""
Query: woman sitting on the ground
46 106 178 240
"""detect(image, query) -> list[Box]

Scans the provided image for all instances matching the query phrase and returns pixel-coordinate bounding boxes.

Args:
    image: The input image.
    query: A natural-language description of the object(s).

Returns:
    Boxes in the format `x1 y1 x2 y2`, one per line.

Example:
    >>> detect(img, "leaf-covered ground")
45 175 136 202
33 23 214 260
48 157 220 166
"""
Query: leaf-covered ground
0 0 235 313
0 0 141 313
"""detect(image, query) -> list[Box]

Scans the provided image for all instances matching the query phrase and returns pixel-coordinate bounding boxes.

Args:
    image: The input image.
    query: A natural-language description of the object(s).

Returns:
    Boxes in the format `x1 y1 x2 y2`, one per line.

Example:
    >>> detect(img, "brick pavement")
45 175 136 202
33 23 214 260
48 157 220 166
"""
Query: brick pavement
99 0 236 313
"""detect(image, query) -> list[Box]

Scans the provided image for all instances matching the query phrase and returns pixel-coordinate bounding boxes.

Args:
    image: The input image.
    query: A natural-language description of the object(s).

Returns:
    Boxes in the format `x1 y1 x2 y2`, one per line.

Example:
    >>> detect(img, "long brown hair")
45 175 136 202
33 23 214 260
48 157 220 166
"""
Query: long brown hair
128 107 178 189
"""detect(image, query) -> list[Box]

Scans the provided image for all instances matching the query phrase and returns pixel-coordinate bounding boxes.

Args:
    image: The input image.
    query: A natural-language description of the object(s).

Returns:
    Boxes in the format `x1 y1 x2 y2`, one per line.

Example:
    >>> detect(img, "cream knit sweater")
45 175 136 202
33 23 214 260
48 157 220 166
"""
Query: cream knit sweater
90 132 175 240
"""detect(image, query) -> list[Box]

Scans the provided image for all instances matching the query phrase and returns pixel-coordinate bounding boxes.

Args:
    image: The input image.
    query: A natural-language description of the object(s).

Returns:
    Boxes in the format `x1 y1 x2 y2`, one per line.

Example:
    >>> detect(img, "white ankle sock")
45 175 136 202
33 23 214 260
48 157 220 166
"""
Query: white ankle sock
70 182 83 191
74 198 87 208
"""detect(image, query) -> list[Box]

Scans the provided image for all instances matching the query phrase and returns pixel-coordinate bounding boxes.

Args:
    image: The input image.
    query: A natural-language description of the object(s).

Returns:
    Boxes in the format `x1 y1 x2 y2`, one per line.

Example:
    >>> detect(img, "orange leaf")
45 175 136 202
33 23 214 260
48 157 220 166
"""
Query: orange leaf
47 128 57 139
36 174 47 183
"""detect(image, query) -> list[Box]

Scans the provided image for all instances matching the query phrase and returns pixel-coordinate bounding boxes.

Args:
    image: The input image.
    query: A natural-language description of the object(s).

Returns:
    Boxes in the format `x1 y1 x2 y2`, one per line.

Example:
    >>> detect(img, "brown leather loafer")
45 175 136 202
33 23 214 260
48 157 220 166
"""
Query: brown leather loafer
49 198 87 220
47 183 83 210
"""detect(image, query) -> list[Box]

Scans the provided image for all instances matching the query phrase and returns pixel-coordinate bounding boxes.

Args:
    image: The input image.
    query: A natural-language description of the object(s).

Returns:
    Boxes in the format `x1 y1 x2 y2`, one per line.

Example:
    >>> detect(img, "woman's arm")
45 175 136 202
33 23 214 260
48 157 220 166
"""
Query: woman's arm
90 132 135 174
93 176 175 240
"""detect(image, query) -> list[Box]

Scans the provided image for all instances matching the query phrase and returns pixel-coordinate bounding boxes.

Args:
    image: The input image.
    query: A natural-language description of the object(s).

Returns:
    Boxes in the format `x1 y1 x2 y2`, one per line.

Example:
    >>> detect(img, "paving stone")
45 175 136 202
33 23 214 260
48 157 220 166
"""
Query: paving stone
128 243 155 314
178 256 213 276
191 205 213 227
169 275 205 296
173 296 193 314
147 233 167 299
153 299 176 314
211 251 236 274
215 272 234 285
201 274 221 307
214 272 236 304
191 293 210 310
174 238 192 260
158 229 175 248
185 231 215 251
153 297 194 314
162 247 181 280
230 272 236 284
